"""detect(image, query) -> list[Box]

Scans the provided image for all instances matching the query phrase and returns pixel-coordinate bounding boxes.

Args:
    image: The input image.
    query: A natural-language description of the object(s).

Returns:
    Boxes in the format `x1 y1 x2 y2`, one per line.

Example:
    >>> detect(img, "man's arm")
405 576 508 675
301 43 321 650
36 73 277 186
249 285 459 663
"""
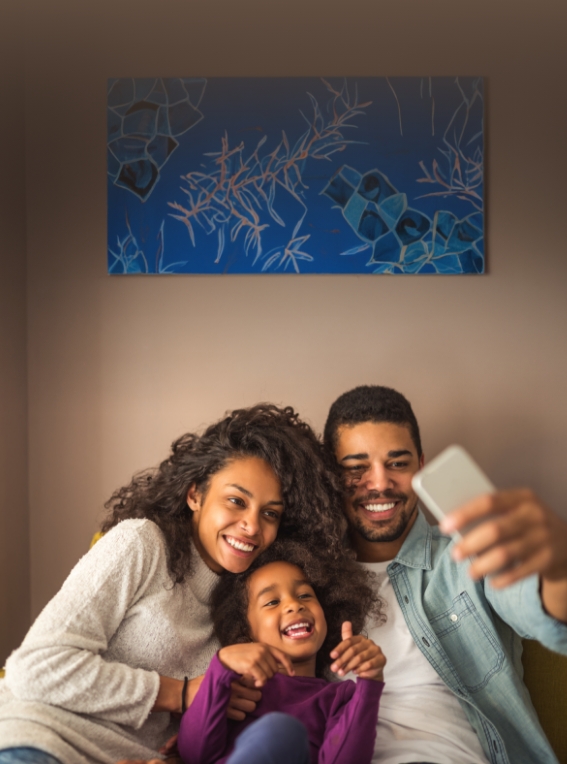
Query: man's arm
442 489 567 623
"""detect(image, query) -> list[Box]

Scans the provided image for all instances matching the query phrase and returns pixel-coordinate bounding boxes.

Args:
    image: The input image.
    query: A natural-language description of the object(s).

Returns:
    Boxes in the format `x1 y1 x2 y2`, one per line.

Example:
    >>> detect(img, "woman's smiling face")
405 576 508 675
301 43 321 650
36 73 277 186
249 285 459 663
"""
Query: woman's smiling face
188 456 283 574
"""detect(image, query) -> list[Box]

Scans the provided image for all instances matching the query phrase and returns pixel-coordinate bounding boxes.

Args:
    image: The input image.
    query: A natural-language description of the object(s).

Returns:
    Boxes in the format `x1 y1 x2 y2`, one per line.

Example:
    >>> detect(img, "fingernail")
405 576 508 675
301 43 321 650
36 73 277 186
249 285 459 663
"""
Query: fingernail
440 517 455 532
452 547 463 561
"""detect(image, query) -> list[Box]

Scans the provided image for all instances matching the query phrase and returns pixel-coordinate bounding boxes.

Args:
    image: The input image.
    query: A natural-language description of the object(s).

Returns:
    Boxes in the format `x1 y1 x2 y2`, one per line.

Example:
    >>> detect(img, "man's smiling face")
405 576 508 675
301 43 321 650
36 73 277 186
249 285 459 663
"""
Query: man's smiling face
335 421 424 561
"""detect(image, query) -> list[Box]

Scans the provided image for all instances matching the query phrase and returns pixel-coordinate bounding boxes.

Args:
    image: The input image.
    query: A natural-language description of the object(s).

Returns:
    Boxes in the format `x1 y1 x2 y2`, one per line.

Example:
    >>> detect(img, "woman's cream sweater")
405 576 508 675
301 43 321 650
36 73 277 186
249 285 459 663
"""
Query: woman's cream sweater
0 519 220 764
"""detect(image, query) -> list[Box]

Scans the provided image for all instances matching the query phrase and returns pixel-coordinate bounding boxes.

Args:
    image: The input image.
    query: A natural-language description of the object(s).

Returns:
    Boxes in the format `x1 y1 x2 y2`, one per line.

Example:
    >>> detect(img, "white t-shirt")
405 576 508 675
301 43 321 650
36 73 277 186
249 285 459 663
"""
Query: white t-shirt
358 561 489 764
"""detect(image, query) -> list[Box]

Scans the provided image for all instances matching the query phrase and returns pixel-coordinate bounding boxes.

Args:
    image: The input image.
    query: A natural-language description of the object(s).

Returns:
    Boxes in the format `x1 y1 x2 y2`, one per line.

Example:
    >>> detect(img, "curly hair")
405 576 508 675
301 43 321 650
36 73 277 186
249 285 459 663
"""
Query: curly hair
101 404 346 584
211 539 384 678
324 385 422 457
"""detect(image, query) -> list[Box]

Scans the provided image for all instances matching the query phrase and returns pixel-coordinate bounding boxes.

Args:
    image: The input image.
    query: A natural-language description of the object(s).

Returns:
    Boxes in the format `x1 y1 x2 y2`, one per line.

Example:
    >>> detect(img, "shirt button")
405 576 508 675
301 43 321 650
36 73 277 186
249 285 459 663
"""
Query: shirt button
404 595 409 604
422 637 430 647
450 613 458 622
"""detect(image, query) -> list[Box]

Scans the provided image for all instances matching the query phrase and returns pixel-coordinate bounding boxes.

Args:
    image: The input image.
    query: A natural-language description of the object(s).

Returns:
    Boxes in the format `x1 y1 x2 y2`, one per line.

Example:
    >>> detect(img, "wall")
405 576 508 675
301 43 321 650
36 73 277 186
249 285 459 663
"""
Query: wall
22 0 567 623
0 3 30 662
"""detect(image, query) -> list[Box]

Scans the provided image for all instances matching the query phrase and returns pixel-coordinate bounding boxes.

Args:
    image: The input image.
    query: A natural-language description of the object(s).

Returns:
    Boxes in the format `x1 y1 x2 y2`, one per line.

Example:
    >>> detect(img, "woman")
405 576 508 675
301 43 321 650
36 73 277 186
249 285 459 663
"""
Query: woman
0 405 345 764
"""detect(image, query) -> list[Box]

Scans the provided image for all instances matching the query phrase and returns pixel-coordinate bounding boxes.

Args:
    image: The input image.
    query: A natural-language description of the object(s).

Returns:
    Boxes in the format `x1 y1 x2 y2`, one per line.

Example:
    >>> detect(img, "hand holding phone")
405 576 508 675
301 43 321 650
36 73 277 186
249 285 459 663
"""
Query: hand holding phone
411 445 495 539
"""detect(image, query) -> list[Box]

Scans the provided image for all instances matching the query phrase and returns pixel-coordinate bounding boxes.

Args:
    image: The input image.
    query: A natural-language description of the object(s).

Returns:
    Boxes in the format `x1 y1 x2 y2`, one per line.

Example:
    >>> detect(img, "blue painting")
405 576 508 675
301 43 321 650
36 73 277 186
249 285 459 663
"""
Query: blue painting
107 77 484 274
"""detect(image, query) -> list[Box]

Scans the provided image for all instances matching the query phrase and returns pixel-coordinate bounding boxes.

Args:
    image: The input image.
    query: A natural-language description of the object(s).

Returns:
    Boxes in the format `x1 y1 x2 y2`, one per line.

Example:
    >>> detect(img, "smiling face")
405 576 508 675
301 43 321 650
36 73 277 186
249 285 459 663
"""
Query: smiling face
188 456 283 574
335 421 424 562
246 561 327 676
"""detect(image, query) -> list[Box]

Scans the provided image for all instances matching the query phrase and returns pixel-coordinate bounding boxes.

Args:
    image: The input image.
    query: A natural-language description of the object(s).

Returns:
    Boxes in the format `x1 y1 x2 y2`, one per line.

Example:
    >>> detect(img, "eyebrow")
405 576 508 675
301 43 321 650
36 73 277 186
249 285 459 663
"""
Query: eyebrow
227 484 284 506
340 449 412 462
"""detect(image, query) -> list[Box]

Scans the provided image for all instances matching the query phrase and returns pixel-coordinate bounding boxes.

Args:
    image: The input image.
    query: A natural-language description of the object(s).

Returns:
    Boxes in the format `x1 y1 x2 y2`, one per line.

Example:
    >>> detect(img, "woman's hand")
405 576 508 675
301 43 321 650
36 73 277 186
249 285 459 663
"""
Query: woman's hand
152 674 204 714
218 643 295 687
228 677 262 720
329 621 386 681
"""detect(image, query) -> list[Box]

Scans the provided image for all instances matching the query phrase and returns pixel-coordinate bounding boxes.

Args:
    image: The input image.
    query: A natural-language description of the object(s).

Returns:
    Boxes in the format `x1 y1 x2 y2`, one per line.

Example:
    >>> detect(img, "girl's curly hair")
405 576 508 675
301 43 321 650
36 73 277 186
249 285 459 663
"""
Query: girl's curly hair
101 404 346 584
211 539 384 678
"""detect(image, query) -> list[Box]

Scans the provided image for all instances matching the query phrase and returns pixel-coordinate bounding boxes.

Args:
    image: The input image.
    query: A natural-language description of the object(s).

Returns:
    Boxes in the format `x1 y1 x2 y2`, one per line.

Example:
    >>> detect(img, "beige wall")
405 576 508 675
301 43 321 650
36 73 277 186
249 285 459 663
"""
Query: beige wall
0 4 30 662
6 0 567 644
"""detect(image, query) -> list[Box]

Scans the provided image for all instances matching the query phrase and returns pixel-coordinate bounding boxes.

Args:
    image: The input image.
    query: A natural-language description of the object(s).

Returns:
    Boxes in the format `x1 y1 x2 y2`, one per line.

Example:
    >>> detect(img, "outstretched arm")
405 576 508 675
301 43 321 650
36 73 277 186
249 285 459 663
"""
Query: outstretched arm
443 489 567 623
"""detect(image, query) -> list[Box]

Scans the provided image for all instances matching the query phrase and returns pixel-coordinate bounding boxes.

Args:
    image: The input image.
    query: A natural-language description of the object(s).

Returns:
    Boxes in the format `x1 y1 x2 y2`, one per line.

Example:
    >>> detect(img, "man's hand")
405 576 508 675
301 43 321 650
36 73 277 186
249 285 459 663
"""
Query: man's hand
329 621 386 681
227 676 262 721
218 643 295 687
441 489 567 622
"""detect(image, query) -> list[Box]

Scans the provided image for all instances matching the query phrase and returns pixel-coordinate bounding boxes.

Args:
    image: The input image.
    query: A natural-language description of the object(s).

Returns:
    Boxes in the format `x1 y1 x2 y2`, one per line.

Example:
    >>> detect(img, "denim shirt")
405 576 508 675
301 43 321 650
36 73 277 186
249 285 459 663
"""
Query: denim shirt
387 511 567 764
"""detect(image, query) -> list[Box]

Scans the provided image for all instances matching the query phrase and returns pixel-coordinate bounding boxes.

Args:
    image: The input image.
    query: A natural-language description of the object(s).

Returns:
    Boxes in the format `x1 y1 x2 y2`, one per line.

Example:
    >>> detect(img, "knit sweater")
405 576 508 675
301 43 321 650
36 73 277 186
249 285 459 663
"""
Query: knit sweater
0 519 220 764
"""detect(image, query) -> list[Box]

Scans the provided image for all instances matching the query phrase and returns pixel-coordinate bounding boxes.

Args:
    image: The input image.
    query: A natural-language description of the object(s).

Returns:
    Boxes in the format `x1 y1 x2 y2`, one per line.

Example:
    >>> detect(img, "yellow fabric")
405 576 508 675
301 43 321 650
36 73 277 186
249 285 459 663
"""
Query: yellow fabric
522 639 567 764
89 531 105 548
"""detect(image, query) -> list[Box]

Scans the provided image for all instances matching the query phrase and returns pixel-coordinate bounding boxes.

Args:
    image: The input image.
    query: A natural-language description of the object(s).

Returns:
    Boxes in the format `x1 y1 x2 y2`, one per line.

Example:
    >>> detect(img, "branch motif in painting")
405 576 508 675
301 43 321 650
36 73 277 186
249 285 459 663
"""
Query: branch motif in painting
416 77 484 211
167 79 370 271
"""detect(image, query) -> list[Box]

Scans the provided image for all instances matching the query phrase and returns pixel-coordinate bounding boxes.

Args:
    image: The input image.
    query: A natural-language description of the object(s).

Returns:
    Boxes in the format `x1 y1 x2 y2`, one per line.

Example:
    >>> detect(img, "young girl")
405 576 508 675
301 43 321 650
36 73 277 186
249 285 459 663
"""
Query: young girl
177 540 386 764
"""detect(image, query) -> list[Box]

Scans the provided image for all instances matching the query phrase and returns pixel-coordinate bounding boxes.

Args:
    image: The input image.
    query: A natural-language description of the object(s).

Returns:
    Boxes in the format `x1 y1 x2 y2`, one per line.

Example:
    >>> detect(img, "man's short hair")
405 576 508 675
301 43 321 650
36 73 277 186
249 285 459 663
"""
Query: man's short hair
324 385 422 457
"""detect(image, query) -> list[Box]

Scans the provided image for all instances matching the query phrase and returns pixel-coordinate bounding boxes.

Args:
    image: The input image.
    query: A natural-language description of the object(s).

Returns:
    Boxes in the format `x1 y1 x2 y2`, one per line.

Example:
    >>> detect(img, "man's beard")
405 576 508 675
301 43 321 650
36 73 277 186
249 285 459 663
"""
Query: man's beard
350 492 418 544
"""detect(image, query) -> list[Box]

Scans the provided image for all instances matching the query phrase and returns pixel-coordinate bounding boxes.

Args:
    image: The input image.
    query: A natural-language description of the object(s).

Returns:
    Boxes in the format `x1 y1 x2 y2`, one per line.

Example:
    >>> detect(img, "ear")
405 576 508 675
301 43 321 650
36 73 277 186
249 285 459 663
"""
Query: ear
419 453 425 469
186 483 201 512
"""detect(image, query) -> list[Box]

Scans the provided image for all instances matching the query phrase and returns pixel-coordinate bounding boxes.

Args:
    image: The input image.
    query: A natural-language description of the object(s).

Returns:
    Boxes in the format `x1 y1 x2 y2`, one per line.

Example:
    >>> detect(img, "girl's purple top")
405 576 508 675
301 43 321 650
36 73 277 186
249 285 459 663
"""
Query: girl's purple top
178 653 383 764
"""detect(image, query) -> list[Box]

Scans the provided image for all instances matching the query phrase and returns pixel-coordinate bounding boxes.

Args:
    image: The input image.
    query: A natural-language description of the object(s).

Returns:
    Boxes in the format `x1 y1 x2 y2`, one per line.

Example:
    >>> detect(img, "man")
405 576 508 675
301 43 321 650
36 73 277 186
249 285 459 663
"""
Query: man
324 385 567 764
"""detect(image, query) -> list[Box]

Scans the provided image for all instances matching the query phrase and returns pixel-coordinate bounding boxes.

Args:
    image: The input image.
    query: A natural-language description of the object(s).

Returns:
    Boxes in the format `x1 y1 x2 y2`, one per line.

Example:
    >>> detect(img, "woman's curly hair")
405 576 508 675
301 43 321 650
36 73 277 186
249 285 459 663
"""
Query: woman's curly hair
101 404 346 584
211 539 384 678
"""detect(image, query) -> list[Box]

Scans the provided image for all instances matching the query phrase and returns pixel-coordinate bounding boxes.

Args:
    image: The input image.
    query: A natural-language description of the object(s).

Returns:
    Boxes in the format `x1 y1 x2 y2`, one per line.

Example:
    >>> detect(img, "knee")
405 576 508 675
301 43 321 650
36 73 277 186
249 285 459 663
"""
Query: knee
260 712 308 745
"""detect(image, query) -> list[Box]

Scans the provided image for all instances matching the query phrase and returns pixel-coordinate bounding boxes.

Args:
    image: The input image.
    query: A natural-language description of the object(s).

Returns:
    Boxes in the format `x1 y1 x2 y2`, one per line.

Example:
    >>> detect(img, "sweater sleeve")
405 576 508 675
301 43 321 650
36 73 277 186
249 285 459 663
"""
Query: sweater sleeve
178 653 238 764
319 679 383 764
5 520 163 729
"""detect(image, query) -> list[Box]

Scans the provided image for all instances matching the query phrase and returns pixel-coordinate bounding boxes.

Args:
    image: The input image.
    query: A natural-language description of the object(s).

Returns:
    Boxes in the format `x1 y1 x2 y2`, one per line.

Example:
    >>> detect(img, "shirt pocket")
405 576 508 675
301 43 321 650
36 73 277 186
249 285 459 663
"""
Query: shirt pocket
430 591 504 693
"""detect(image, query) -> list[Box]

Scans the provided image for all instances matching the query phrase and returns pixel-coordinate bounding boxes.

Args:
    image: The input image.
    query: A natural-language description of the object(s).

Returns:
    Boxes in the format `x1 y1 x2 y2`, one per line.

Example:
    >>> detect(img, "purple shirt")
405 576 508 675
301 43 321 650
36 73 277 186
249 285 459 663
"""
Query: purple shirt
178 653 383 764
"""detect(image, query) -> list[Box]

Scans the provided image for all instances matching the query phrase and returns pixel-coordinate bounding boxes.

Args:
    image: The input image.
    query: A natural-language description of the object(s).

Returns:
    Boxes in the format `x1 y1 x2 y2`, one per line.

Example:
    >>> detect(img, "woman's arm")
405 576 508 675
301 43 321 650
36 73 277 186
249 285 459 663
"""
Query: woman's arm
5 521 166 729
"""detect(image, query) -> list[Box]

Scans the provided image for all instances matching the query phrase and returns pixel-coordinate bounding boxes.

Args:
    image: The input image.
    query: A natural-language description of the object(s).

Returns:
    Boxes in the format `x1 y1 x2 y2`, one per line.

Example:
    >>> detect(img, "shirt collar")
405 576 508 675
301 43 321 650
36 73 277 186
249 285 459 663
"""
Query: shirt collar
390 509 433 570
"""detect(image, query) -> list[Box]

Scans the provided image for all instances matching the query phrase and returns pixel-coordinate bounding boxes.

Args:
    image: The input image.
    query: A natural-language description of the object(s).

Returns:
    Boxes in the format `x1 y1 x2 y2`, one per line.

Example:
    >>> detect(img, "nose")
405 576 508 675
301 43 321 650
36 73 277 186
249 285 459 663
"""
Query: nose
362 462 393 493
239 508 260 537
284 598 305 613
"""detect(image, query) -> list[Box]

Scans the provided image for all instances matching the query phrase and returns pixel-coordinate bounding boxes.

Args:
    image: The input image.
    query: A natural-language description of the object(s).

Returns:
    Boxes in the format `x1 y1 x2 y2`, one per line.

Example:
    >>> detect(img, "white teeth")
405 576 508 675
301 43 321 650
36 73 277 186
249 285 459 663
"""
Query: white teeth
365 502 396 513
225 537 255 552
283 622 311 634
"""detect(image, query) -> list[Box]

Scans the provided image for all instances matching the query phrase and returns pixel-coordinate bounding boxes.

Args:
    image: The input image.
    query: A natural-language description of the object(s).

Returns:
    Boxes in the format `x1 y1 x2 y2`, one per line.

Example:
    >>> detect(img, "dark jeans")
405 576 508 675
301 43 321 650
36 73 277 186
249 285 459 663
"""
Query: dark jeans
227 712 310 764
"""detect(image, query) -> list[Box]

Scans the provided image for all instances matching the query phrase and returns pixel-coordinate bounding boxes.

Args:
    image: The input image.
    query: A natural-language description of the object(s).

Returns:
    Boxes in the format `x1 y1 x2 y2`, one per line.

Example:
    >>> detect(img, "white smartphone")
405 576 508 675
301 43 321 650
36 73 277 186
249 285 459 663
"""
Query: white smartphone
412 445 495 538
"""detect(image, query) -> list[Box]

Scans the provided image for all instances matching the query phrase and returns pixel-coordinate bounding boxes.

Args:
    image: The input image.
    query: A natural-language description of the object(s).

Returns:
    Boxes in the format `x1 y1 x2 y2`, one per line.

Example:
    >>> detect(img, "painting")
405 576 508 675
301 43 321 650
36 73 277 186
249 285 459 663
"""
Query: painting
107 77 484 274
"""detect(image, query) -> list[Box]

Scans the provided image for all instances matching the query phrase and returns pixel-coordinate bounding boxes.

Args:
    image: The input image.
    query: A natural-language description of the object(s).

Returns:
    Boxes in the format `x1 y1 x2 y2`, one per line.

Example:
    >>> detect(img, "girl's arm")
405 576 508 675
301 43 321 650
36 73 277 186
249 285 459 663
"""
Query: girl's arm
5 522 167 729
320 623 385 764
177 653 239 764
319 678 383 764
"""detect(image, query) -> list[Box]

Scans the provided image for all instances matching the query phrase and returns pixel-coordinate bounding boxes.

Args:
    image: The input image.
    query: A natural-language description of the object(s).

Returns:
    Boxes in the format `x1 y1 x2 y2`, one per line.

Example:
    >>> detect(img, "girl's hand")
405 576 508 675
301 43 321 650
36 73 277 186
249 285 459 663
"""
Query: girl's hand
329 621 386 682
218 643 295 687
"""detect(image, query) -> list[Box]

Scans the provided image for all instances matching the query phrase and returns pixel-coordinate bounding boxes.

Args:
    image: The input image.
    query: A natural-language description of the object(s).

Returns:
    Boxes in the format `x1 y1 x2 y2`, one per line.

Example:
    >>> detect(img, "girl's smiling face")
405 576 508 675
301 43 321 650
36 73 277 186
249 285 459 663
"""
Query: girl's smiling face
246 561 328 675
188 457 283 574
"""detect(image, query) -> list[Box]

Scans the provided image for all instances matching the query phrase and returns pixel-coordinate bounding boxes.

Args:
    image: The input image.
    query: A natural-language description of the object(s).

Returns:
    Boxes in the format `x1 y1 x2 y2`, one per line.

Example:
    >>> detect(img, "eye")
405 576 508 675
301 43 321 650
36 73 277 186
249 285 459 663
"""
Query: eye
389 461 409 469
344 464 367 474
228 496 246 507
298 592 312 600
262 509 282 521
263 598 279 607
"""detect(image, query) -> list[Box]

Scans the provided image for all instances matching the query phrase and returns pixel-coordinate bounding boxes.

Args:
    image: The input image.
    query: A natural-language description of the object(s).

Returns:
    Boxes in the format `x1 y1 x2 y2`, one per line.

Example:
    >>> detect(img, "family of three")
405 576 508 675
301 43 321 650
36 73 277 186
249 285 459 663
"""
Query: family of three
1 386 567 764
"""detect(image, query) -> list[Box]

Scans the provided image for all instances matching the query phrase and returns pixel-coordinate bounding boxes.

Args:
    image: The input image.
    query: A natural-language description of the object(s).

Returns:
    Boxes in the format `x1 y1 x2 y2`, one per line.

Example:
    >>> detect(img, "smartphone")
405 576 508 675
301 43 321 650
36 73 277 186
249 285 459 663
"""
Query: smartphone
412 445 495 538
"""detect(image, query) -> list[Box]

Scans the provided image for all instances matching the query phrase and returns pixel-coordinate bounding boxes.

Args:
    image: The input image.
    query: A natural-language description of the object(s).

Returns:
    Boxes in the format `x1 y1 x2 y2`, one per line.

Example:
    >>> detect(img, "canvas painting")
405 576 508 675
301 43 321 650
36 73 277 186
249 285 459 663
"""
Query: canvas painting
107 77 484 274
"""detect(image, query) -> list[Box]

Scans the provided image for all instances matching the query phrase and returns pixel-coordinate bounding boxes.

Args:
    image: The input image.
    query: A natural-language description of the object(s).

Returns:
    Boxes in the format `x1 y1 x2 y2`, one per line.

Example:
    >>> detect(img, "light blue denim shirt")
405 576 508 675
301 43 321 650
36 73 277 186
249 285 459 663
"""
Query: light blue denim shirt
386 510 567 764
